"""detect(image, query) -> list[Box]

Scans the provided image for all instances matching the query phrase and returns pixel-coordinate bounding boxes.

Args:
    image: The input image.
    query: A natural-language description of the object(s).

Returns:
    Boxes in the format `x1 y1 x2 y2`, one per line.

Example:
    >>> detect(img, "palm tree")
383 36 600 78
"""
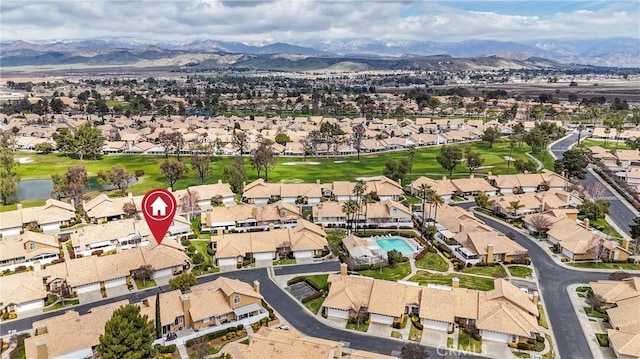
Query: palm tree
507 200 525 217
352 180 367 232
428 191 445 224
604 127 611 147
417 184 432 228
361 191 377 234
341 200 359 233
507 138 516 174
577 124 585 144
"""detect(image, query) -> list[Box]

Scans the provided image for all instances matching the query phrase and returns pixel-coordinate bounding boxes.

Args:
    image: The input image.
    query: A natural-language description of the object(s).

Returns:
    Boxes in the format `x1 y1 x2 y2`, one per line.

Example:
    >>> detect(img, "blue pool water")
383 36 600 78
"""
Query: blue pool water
376 237 416 254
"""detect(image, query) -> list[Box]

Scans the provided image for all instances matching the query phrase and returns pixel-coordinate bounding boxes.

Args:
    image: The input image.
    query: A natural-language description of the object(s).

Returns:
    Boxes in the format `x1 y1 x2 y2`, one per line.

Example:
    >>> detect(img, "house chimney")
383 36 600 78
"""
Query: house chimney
442 175 447 181
340 263 348 276
532 291 539 305
36 340 48 359
17 203 23 210
167 187 172 192
128 192 133 198
583 218 590 230
486 244 494 264
253 280 260 294
470 173 474 179
622 239 630 251
182 294 192 328
242 181 246 190
268 223 275 231
218 179 222 184
561 171 566 178
70 199 75 208
452 277 460 288
217 228 223 236
488 171 492 176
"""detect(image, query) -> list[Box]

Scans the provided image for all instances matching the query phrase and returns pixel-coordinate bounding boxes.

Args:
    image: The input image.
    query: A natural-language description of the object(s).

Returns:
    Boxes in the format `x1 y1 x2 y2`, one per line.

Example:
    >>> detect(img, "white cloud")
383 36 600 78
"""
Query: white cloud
0 0 638 43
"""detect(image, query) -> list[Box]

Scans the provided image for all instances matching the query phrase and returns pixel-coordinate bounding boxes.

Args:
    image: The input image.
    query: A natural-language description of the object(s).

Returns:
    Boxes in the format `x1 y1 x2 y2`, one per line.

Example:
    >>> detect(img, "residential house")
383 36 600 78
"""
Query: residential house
312 200 412 229
485 170 570 195
546 218 631 261
24 300 130 359
451 231 529 265
212 219 328 270
0 271 48 314
0 231 60 272
590 278 640 359
83 193 139 224
183 277 266 330
490 189 581 218
242 179 324 205
615 150 640 169
0 200 76 237
589 146 618 167
138 290 186 336
172 181 236 210
70 218 152 256
323 267 541 345
201 201 302 232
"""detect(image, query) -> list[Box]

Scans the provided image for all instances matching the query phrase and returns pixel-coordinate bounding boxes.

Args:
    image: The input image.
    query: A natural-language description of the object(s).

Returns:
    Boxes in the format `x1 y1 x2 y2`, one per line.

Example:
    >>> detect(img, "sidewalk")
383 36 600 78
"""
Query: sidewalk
566 284 614 359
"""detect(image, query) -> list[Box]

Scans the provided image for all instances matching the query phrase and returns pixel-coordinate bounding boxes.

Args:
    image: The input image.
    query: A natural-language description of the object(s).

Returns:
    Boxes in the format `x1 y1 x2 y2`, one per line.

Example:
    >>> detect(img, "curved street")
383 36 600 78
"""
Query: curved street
551 132 637 237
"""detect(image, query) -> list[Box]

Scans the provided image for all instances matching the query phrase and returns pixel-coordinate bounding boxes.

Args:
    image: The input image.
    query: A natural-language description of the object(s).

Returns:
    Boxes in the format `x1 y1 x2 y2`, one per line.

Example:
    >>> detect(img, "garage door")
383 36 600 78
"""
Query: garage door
254 252 273 261
482 330 511 343
154 268 173 278
422 319 449 331
76 282 100 294
328 308 349 319
104 277 126 288
218 258 237 267
561 248 575 259
294 250 313 259
17 299 44 313
1 228 21 237
370 313 394 325
41 222 60 233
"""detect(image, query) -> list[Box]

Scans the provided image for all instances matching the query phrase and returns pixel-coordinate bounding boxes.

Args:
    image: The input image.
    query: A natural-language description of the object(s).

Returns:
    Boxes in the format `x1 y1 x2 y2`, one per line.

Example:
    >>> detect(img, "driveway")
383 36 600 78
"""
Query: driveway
105 285 130 298
78 290 103 303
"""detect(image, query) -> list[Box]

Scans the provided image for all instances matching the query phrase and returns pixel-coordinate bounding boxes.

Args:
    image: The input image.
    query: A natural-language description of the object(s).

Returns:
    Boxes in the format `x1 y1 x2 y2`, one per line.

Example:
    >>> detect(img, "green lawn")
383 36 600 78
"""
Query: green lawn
346 321 369 332
360 262 411 281
190 240 213 266
538 304 549 329
570 262 639 270
591 218 622 239
461 265 507 278
391 331 402 339
273 258 296 265
513 352 531 359
529 151 555 171
135 278 157 289
458 330 482 353
0 199 47 212
326 229 346 246
543 334 555 359
509 266 533 278
10 140 537 201
595 333 609 347
306 274 329 291
584 307 609 320
576 286 591 293
408 271 495 291
43 299 80 312
582 138 630 151
409 324 422 342
415 252 449 272
304 297 325 315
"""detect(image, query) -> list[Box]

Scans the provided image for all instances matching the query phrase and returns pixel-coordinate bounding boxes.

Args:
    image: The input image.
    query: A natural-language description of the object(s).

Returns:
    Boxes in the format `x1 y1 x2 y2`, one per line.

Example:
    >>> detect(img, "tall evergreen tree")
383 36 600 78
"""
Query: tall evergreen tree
155 293 162 339
97 304 154 359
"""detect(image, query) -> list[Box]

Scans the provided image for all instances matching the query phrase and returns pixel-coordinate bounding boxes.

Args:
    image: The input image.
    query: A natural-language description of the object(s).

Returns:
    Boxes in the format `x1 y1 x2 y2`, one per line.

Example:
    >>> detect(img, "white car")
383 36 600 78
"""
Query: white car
277 325 290 330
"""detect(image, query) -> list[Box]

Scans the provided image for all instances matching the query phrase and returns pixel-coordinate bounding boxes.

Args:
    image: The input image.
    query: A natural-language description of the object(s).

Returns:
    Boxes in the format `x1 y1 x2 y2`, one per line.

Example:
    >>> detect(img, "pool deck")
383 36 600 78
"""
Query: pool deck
367 235 423 258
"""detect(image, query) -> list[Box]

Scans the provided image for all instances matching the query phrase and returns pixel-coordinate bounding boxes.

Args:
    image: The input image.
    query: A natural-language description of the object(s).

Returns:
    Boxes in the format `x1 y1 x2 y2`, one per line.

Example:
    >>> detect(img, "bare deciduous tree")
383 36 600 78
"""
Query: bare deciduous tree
587 236 608 264
529 214 553 237
585 182 607 199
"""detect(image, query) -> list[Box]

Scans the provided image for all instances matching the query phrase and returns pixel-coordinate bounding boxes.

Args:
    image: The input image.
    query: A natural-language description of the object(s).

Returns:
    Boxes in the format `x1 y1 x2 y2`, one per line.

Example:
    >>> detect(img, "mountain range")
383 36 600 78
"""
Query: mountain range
1 37 638 70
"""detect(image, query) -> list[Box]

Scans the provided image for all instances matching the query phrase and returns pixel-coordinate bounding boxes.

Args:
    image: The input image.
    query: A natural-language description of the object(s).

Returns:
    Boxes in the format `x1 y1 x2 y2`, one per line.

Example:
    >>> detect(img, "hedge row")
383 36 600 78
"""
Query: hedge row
185 325 244 347
154 344 177 354
301 291 324 303
286 277 322 292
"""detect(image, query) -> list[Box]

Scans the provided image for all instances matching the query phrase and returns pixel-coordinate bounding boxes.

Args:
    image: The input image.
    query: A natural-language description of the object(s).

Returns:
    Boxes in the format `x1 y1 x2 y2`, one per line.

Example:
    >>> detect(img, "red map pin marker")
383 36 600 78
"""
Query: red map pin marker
142 189 177 244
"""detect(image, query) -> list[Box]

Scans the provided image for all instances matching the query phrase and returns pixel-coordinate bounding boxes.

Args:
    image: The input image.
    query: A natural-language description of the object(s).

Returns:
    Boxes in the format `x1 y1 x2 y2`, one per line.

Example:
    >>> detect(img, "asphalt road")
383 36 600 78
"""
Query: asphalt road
0 262 482 358
551 132 636 237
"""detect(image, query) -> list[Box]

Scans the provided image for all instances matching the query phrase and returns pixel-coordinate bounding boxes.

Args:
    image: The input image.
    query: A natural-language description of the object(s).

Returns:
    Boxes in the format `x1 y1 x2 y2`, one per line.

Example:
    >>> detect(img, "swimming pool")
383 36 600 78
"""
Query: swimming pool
375 237 418 255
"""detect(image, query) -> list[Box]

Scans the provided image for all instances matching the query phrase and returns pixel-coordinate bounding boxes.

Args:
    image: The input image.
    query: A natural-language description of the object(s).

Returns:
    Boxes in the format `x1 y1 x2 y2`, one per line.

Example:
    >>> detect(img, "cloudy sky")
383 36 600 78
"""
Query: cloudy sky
1 0 639 43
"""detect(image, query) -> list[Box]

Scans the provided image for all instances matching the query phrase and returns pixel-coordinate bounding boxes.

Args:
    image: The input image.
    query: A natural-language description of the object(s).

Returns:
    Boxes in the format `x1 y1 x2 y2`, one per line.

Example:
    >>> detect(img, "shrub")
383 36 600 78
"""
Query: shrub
158 344 177 354
517 343 533 351
301 291 323 303
135 169 145 177
533 341 545 352
1 312 9 320
8 313 17 320
536 334 545 343
207 246 216 256
91 249 104 256
527 338 536 344
15 266 27 272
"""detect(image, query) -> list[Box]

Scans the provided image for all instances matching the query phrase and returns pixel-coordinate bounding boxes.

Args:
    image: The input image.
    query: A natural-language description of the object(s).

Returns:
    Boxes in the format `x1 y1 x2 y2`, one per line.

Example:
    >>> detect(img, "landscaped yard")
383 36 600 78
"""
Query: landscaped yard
360 262 411 281
415 252 449 272
408 271 495 291
304 297 325 315
570 261 639 270
0 199 47 212
43 299 80 312
576 286 590 298
543 334 555 359
409 324 422 342
538 304 549 329
391 331 402 339
346 321 369 332
584 307 609 320
513 352 531 358
530 151 555 171
461 265 507 278
135 278 157 289
508 266 533 278
595 333 609 347
305 274 329 291
591 218 622 239
273 258 296 265
458 330 482 353
582 138 630 151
